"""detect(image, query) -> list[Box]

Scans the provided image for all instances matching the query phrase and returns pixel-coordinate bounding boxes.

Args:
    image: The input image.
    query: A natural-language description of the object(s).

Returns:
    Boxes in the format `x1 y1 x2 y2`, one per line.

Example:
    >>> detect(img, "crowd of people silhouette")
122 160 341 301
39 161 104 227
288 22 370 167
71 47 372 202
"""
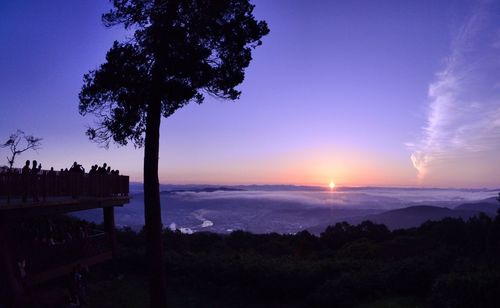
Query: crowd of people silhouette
1 161 123 203
21 160 42 202
88 162 120 175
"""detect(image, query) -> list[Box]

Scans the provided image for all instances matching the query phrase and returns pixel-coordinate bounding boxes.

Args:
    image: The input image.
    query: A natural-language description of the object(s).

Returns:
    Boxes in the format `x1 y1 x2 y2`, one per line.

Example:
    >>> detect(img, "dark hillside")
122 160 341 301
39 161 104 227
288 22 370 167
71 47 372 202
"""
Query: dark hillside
82 210 500 308
309 203 498 232
454 200 500 215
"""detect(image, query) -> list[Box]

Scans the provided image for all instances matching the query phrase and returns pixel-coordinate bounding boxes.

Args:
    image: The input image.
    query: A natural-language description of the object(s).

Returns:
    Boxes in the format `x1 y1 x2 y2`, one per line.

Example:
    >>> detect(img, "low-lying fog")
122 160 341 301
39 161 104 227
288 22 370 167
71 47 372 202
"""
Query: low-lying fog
74 186 499 234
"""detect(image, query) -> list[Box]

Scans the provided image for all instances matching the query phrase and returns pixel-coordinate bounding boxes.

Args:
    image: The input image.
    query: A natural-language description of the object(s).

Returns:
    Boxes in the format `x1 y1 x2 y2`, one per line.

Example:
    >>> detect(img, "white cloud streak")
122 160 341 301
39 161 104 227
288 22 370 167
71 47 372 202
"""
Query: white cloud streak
409 2 500 182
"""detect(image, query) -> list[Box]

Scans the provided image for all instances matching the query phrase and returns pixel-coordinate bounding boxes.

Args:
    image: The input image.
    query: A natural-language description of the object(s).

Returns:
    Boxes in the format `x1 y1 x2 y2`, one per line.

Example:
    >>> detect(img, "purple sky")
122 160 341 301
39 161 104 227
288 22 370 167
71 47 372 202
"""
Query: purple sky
1 0 499 188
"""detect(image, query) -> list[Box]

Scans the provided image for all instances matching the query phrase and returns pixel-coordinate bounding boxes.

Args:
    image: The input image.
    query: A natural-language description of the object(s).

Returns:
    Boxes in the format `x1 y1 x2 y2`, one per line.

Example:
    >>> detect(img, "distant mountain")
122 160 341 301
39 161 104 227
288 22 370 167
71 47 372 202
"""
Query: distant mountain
130 183 500 193
309 202 499 233
161 186 246 194
233 184 326 191
454 198 500 215
350 206 482 230
129 183 247 194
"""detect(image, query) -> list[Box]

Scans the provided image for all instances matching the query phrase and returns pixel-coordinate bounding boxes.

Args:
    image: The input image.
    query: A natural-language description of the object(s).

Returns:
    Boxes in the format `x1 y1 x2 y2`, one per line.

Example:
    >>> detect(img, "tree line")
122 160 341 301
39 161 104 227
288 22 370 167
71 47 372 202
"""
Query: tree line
110 211 500 307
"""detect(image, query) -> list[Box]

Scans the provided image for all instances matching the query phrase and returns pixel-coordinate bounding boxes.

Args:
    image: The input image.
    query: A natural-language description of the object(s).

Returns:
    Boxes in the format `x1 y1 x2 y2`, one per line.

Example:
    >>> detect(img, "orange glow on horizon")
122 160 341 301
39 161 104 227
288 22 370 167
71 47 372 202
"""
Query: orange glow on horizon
155 146 421 187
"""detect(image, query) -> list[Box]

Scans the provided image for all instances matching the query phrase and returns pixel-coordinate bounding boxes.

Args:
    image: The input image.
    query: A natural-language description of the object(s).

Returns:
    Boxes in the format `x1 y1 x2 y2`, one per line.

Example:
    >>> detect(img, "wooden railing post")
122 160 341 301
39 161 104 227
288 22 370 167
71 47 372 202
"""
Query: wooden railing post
42 172 47 202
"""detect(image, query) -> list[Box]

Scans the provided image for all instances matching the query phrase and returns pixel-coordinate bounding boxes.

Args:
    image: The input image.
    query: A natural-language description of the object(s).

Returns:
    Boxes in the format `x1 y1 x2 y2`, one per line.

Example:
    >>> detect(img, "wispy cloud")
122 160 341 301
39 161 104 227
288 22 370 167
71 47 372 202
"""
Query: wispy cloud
409 2 500 182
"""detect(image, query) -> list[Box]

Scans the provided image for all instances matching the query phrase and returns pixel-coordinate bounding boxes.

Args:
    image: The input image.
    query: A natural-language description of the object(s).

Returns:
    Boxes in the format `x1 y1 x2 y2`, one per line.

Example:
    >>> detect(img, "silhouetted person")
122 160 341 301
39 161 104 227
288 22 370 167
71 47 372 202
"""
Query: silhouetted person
57 168 65 195
70 161 85 173
69 162 83 198
70 162 77 172
21 160 30 202
47 167 56 196
32 160 42 201
87 165 97 196
30 160 41 202
98 163 108 175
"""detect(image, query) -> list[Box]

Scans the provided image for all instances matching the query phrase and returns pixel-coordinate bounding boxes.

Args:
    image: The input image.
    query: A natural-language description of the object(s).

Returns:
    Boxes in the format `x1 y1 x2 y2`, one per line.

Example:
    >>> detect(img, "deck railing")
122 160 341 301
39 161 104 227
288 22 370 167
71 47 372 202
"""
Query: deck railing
0 169 129 203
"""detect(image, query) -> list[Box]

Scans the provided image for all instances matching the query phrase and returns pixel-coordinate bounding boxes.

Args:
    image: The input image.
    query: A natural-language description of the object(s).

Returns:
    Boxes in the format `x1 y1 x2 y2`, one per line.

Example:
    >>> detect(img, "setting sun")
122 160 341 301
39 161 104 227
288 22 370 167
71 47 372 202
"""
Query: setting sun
329 181 335 190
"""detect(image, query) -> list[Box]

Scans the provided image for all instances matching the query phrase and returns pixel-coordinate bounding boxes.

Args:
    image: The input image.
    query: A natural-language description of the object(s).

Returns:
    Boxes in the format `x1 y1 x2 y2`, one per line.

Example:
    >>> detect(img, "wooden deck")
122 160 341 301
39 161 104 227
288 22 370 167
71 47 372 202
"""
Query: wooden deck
0 168 131 305
0 169 130 219
0 196 130 220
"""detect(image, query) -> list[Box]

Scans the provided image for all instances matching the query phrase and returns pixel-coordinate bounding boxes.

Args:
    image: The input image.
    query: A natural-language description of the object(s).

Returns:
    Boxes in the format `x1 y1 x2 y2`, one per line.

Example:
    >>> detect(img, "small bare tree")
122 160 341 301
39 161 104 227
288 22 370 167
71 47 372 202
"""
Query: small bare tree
1 130 42 169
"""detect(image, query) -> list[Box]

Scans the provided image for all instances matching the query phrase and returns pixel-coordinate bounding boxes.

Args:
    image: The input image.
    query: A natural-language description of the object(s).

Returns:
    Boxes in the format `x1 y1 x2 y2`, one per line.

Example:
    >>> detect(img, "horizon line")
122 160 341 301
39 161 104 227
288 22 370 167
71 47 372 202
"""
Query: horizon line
129 182 500 191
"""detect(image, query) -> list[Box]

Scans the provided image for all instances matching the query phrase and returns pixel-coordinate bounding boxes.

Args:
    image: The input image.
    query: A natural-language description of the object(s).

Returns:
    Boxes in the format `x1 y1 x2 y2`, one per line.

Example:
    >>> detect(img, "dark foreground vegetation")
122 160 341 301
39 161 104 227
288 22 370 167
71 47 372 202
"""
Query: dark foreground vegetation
93 211 500 308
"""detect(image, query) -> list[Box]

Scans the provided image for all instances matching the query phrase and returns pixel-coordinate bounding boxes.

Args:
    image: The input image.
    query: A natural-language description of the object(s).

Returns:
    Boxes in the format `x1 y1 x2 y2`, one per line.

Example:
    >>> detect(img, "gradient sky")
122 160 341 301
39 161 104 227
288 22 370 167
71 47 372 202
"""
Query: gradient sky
1 0 499 188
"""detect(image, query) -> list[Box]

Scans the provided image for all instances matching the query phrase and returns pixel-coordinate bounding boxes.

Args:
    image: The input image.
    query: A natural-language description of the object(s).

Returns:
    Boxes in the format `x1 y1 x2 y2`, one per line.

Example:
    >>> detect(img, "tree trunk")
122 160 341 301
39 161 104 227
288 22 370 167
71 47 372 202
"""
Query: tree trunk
144 97 167 307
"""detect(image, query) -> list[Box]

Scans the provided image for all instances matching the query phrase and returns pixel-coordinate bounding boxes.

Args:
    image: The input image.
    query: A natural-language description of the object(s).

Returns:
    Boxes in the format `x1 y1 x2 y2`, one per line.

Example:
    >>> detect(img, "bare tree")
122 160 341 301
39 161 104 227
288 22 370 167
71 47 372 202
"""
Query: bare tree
1 130 42 169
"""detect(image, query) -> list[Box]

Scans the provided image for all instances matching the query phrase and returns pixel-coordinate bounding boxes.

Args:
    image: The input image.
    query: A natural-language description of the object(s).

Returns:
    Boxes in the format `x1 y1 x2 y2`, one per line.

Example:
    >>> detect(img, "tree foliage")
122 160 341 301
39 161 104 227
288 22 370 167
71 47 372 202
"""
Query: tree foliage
79 0 269 147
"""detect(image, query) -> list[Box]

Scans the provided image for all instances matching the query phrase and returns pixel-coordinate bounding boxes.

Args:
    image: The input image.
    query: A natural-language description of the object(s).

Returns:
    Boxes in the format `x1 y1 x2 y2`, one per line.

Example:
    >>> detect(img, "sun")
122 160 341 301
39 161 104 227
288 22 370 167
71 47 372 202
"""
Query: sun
329 181 335 190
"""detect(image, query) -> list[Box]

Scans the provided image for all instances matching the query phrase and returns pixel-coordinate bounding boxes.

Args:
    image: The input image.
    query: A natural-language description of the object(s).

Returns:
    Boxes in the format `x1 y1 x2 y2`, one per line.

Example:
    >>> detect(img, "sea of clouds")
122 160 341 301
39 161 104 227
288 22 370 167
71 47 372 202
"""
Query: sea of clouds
74 186 498 234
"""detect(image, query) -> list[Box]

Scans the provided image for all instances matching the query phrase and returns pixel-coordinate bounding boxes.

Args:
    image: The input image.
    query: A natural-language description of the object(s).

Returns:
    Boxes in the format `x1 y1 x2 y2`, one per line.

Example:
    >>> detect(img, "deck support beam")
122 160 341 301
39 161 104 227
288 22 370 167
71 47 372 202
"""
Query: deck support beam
103 206 117 258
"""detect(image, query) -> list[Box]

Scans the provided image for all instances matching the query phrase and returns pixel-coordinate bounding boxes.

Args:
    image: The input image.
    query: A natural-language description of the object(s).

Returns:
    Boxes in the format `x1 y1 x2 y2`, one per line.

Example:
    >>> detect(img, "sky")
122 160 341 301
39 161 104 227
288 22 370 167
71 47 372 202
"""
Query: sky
1 0 499 188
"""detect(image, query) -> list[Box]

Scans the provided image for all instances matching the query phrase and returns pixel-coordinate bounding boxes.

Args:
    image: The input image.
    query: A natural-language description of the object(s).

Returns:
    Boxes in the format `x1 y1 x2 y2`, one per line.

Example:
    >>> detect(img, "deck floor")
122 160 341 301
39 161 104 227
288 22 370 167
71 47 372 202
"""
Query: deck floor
0 196 130 219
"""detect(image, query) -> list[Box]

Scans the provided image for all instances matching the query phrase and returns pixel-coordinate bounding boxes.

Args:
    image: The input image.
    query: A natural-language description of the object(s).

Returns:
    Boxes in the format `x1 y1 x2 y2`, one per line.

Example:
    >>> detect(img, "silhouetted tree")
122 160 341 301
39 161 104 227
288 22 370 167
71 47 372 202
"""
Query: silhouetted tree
78 1 268 305
1 130 42 169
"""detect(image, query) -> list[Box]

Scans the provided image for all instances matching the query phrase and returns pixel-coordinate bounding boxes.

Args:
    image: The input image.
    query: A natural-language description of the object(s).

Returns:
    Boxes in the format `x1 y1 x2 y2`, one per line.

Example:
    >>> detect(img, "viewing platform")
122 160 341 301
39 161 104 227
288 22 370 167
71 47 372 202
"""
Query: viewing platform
0 169 129 209
0 167 131 303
